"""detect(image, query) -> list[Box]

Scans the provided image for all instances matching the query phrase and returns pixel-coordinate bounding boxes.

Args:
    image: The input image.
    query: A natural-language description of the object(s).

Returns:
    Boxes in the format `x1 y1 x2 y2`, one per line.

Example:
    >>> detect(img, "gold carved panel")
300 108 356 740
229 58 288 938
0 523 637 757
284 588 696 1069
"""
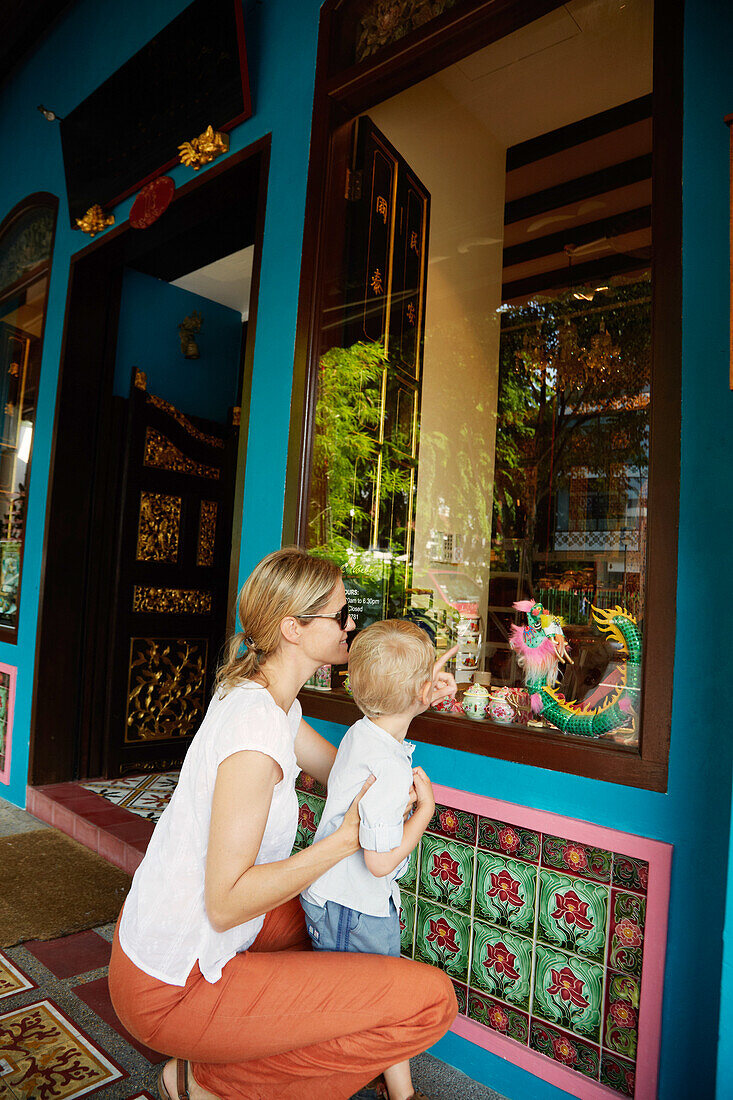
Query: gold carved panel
136 492 181 562
143 428 220 479
196 500 217 566
125 636 207 742
132 586 212 614
147 394 225 448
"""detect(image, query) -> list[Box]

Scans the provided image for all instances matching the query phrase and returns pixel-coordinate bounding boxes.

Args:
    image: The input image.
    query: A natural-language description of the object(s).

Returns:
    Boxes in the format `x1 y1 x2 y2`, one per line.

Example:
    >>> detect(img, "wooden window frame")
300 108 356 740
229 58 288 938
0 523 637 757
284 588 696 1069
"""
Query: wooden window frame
286 0 682 792
0 193 58 646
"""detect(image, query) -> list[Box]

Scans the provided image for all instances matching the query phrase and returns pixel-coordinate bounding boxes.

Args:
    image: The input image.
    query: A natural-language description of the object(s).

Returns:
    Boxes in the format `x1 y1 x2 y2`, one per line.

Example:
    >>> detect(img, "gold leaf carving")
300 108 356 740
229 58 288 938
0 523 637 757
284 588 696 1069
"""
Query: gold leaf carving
371 268 384 295
132 586 212 614
147 394 225 448
196 500 217 567
136 492 181 562
125 637 207 742
143 428 220 479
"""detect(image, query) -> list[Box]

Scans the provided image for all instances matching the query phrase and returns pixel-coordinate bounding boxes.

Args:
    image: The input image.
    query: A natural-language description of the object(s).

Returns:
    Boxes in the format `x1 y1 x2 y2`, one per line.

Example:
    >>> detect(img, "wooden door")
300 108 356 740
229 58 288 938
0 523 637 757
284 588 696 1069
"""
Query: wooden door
107 369 238 776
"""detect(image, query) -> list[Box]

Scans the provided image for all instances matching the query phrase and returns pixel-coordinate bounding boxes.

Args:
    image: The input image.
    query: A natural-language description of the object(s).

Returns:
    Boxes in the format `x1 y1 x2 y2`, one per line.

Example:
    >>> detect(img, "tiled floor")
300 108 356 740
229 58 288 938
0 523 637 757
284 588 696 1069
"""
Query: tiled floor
5 791 507 1100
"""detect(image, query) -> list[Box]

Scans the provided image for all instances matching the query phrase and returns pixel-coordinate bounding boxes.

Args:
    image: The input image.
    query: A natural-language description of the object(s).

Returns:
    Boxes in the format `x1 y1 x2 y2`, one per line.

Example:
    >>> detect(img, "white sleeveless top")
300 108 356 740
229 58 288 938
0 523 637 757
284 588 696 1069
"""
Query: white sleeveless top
119 683 301 986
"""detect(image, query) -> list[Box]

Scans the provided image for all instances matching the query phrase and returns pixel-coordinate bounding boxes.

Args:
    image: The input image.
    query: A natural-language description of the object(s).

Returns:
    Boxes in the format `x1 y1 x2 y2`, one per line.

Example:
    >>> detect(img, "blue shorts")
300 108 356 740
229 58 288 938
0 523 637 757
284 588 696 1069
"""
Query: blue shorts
301 897 401 957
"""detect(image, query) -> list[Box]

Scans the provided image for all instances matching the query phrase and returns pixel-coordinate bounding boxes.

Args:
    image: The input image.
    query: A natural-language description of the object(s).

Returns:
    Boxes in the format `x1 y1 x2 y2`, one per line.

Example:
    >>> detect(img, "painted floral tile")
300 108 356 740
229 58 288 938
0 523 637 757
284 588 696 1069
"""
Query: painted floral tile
471 920 533 1009
529 1019 600 1082
399 890 416 958
452 980 468 1017
537 870 609 962
603 969 640 1061
601 1051 636 1097
478 817 540 864
426 803 477 845
532 944 603 1041
0 953 34 1000
542 834 612 884
294 793 325 849
474 851 536 935
296 771 328 799
419 834 474 913
399 842 419 893
414 899 471 983
468 987 529 1044
608 889 646 978
613 854 649 895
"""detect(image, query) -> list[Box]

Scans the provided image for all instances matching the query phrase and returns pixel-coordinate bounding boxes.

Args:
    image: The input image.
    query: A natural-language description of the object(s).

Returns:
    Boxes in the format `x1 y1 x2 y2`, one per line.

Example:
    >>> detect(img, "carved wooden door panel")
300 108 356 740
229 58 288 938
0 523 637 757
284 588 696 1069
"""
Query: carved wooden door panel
107 371 238 777
342 117 430 577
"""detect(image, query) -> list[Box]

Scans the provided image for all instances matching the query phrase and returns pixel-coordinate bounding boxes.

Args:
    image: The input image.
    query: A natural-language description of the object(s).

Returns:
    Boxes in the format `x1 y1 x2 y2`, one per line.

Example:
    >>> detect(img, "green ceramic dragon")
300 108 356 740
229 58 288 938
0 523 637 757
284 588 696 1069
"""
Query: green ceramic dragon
508 600 641 738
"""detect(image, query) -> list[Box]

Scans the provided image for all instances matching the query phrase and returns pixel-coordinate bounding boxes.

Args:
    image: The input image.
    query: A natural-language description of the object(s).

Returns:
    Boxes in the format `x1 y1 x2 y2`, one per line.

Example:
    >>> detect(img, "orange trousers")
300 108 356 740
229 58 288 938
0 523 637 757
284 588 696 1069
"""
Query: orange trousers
109 898 457 1099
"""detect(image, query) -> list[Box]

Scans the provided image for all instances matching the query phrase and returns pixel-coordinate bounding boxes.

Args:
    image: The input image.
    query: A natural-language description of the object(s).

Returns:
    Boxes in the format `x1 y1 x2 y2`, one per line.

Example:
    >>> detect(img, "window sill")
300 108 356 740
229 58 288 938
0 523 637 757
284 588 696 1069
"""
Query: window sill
299 687 667 792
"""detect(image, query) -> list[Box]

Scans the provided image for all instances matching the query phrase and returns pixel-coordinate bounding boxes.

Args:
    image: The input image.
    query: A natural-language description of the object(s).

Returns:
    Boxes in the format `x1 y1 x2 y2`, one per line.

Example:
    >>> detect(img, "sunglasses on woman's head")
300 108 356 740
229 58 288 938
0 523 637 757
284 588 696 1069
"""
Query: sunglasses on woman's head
297 603 351 629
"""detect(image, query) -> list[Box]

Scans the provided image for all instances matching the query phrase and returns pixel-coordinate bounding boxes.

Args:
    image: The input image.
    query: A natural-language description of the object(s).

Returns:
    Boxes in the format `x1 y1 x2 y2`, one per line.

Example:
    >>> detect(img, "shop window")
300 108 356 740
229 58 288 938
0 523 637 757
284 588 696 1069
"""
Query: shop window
0 197 57 639
296 0 680 789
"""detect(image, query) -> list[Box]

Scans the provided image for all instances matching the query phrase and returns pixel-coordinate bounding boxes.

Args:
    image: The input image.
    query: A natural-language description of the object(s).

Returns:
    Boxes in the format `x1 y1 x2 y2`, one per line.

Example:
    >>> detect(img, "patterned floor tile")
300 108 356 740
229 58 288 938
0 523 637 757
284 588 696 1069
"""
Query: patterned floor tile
0 998 125 1098
0 954 34 1001
81 774 179 822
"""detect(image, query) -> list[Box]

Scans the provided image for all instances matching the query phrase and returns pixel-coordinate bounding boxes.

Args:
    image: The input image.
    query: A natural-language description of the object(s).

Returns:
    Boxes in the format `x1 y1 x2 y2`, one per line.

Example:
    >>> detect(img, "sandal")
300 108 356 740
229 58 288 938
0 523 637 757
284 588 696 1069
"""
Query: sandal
158 1059 200 1100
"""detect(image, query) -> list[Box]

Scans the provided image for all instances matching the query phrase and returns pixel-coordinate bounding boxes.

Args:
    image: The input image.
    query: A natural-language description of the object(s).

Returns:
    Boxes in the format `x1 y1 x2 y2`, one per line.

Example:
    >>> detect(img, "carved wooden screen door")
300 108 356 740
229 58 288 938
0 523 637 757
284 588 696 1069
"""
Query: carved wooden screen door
341 117 430 582
107 371 238 777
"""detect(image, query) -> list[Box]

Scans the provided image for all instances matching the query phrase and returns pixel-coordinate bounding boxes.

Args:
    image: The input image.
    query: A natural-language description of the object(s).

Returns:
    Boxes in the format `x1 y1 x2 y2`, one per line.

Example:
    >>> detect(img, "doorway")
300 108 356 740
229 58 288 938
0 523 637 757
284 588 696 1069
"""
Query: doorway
30 139 270 785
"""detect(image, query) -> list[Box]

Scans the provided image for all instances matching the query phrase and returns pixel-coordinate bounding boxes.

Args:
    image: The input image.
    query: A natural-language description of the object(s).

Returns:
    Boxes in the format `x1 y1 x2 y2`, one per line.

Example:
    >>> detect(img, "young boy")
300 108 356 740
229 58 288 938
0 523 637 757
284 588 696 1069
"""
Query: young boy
301 619 456 1100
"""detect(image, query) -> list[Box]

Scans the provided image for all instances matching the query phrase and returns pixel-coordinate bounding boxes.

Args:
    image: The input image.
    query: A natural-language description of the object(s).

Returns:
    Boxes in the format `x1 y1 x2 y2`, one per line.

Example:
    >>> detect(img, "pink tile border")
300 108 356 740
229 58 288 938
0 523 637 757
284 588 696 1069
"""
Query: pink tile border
0 663 17 786
434 783 672 1100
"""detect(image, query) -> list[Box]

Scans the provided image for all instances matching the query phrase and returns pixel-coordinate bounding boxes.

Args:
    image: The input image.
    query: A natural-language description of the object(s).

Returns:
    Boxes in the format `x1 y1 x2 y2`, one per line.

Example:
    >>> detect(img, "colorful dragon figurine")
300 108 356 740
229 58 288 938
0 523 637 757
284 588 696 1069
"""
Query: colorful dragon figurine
508 600 641 738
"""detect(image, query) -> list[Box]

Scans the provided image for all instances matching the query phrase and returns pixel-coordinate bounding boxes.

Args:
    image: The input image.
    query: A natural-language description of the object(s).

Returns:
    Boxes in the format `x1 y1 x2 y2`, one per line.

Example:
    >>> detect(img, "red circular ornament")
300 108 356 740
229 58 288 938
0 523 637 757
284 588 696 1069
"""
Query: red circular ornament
130 176 175 228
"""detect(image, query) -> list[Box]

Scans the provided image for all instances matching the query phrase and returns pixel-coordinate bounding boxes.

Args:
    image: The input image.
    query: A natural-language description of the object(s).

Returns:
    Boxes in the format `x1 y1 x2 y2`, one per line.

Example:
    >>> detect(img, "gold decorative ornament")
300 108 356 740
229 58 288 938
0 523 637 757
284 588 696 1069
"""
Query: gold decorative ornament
232 406 241 426
376 196 388 223
196 501 218 567
136 492 181 562
76 204 115 236
371 268 384 295
132 585 212 615
125 637 207 742
134 369 147 390
178 311 202 358
143 428 220 479
178 125 229 171
147 395 224 448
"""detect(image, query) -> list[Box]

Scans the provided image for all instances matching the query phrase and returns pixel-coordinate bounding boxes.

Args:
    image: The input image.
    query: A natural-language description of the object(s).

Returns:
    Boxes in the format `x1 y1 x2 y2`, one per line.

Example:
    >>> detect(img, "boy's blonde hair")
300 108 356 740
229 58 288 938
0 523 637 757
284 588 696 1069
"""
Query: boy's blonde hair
349 619 435 716
216 547 341 694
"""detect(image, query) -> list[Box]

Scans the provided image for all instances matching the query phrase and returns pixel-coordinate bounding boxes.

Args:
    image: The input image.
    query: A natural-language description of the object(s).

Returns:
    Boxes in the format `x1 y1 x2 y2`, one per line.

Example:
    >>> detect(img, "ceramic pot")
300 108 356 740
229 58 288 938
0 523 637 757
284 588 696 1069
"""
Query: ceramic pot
462 683 490 720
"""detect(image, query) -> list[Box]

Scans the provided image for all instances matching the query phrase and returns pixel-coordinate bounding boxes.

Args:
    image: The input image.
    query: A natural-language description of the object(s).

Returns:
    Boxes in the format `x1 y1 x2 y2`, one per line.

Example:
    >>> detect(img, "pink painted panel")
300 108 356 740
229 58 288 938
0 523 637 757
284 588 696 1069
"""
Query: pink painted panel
0 663 17 786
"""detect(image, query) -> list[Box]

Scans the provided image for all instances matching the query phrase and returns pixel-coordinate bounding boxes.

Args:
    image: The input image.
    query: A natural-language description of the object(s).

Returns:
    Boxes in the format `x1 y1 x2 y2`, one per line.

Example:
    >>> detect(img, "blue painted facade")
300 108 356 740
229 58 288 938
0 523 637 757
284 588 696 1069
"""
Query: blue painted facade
113 269 242 422
0 1 732 1096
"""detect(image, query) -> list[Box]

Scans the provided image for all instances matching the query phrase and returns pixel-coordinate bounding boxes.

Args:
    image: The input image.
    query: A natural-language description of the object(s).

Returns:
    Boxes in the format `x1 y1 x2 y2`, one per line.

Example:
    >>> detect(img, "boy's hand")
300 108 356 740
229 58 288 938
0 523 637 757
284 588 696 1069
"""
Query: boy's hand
430 645 458 707
411 765 435 820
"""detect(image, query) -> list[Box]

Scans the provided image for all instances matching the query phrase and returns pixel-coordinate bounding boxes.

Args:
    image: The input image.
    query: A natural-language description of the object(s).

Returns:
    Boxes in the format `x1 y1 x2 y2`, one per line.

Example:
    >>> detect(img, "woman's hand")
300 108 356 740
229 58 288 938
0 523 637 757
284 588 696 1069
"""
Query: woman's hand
403 781 417 822
430 645 458 707
336 774 377 854
411 765 435 821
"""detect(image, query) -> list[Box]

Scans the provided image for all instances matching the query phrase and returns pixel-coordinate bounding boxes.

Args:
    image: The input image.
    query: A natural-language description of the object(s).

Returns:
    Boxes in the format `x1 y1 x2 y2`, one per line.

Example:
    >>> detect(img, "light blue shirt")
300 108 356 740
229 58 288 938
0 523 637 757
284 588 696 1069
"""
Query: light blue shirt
301 716 414 918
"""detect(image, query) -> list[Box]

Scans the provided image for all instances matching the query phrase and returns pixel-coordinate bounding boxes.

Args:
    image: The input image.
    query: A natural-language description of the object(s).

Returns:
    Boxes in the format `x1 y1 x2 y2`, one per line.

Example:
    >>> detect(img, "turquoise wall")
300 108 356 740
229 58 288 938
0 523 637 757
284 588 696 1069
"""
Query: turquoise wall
113 269 242 422
0 0 732 1097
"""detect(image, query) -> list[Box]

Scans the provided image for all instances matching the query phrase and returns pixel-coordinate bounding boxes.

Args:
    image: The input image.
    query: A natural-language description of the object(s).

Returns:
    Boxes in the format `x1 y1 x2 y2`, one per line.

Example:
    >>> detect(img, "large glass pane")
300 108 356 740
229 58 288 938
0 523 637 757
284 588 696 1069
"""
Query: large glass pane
0 205 54 633
307 0 653 748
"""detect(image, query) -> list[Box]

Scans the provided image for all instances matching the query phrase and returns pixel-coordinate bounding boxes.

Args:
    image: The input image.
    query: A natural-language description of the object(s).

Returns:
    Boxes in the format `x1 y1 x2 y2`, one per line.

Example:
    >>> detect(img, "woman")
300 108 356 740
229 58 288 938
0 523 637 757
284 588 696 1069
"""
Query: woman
109 547 458 1100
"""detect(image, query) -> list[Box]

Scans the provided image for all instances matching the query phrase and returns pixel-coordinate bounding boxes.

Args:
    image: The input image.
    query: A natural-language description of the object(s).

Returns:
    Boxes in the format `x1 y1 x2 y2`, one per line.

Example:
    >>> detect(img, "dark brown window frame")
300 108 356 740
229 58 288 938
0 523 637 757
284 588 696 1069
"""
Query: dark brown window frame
285 0 682 793
0 193 58 646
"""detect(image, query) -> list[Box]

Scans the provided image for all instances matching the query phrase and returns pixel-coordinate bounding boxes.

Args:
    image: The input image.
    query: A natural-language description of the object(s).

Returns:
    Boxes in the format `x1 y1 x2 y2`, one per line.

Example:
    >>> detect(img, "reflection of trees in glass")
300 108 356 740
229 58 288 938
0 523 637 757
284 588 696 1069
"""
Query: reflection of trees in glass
492 278 651 586
307 340 414 613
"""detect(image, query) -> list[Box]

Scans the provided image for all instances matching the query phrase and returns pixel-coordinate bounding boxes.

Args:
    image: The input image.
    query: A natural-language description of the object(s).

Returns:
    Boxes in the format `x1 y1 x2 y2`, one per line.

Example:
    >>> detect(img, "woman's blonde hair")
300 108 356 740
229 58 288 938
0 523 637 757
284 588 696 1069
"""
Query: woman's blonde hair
349 619 435 716
216 547 342 694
